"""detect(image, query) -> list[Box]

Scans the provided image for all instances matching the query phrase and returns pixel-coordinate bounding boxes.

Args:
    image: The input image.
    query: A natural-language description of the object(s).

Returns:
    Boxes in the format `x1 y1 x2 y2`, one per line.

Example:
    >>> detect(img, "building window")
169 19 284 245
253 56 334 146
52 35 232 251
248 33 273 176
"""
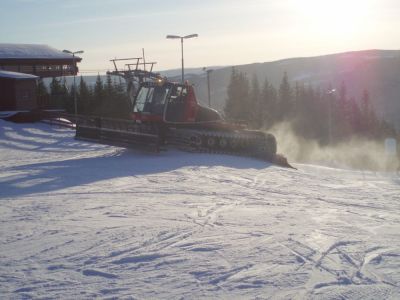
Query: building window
63 65 73 71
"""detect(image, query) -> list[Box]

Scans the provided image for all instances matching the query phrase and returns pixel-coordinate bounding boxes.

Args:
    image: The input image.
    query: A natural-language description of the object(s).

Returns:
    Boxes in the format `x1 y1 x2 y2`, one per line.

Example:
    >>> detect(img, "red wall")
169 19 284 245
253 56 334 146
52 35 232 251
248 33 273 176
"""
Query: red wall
0 78 17 110
0 78 37 111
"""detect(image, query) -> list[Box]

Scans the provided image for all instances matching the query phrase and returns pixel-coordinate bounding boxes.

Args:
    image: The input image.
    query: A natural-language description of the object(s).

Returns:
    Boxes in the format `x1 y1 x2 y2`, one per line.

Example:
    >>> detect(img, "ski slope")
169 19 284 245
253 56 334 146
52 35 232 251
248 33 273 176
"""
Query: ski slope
0 120 399 299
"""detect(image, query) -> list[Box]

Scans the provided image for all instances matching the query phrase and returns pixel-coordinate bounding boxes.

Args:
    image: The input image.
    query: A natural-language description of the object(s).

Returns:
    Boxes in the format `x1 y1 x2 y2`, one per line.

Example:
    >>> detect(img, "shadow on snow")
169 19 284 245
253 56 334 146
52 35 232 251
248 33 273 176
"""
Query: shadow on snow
0 121 271 198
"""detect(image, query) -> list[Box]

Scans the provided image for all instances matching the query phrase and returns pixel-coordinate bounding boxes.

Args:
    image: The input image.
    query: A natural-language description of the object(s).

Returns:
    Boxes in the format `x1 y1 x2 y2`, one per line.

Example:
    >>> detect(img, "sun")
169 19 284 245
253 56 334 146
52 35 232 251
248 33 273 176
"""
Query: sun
295 0 373 37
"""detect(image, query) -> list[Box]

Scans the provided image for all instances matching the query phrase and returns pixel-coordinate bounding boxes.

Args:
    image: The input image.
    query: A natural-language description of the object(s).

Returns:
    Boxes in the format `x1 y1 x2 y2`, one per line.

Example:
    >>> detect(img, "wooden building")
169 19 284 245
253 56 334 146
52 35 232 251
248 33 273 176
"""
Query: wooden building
0 44 82 78
0 44 82 112
0 71 38 111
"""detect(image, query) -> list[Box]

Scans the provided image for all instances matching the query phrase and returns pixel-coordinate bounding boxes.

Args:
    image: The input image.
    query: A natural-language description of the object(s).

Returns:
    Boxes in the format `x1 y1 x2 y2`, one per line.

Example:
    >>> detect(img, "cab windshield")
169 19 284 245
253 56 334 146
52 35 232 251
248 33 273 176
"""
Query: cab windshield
134 85 170 114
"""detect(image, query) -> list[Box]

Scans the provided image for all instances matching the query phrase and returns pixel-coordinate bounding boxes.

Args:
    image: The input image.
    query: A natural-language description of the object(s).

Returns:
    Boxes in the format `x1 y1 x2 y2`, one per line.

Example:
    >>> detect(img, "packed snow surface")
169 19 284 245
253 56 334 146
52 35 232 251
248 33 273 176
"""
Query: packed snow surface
0 120 399 299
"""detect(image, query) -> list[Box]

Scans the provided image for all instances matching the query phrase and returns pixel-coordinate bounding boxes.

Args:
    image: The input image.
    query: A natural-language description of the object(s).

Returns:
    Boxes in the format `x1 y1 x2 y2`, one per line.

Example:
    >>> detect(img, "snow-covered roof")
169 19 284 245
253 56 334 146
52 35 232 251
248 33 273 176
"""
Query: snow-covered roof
0 44 79 60
0 70 38 79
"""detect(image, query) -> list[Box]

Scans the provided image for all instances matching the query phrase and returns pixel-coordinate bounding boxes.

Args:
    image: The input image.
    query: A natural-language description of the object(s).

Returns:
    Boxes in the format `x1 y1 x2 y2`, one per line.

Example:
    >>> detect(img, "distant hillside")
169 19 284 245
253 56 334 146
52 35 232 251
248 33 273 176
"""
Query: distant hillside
57 50 400 129
189 49 400 129
159 66 225 78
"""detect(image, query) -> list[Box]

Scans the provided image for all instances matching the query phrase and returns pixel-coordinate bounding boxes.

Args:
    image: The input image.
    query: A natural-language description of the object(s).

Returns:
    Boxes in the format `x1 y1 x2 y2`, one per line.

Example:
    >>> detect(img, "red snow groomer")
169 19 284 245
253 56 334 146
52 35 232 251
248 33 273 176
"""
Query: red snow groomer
76 57 291 167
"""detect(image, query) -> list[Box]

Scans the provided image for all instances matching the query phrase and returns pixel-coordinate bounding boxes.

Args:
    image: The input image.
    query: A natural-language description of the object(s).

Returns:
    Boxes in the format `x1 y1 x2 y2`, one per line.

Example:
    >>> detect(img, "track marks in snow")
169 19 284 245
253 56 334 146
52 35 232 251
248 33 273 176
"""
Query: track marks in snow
185 202 230 228
311 283 394 300
315 240 360 268
47 264 68 271
190 264 254 287
112 253 168 265
364 251 400 287
79 229 197 278
100 287 130 295
108 229 196 257
278 237 400 298
279 238 318 271
209 265 254 285
302 240 400 298
14 286 35 293
82 269 118 279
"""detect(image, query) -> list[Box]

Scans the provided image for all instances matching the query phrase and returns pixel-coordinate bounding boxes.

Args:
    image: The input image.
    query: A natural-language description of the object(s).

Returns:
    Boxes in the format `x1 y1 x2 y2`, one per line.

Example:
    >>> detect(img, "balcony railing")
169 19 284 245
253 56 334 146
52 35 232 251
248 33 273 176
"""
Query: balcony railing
0 64 78 77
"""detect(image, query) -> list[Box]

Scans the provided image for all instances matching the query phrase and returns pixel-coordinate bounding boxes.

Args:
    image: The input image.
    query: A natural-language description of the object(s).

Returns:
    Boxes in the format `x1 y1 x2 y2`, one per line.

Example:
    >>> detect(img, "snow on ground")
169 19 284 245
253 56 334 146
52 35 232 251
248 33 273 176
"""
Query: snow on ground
0 120 399 299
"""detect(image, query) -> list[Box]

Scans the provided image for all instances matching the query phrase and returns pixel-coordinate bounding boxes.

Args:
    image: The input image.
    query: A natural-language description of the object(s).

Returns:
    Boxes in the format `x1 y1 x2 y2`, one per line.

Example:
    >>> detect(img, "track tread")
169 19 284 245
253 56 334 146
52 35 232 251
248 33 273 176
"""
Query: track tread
169 128 277 161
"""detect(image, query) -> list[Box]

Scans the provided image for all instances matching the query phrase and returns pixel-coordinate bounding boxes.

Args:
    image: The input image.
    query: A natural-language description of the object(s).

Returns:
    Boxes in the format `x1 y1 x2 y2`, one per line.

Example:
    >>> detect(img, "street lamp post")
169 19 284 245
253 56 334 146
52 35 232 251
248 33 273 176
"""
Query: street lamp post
63 49 84 118
203 67 213 107
166 34 198 83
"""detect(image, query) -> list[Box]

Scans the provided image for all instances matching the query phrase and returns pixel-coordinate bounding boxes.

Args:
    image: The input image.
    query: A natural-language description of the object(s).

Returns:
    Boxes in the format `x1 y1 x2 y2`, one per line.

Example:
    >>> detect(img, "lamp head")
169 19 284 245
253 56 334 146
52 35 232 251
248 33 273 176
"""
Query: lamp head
184 34 198 39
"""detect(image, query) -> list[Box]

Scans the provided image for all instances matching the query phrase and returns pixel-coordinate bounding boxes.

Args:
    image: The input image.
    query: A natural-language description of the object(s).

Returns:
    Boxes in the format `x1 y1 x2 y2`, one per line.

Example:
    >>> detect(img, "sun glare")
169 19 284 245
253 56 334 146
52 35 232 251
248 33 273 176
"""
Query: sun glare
295 0 373 36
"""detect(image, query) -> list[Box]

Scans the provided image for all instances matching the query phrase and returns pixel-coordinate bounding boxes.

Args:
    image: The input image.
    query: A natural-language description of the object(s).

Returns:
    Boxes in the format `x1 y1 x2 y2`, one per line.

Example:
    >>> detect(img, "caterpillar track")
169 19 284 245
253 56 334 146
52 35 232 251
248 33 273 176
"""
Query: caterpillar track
74 58 293 168
168 128 277 161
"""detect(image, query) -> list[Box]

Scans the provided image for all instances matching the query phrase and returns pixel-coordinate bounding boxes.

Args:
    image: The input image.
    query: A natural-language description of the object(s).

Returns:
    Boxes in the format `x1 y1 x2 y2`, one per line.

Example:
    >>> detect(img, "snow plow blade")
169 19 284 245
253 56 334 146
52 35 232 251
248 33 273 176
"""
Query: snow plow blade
75 116 161 152
272 154 296 169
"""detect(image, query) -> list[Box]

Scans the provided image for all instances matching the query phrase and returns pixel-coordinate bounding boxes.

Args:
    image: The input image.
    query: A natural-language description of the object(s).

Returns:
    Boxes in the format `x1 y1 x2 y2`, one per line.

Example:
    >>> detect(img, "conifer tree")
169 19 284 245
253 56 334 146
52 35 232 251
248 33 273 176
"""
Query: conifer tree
348 96 361 133
292 83 310 138
277 72 292 121
249 74 261 128
335 81 351 140
50 77 63 95
93 74 105 115
260 77 276 128
78 76 92 114
115 79 131 115
360 89 378 137
36 78 49 108
109 77 130 119
224 67 238 119
105 73 114 98
60 78 69 110
293 81 301 119
65 84 75 113
338 82 349 120
224 67 250 121
49 77 68 109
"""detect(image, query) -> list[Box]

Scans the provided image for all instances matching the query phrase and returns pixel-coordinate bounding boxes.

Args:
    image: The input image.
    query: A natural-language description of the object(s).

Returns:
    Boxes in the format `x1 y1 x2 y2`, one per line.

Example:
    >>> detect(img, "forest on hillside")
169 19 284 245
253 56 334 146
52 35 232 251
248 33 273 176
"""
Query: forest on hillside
37 74 130 119
38 70 399 147
224 68 398 146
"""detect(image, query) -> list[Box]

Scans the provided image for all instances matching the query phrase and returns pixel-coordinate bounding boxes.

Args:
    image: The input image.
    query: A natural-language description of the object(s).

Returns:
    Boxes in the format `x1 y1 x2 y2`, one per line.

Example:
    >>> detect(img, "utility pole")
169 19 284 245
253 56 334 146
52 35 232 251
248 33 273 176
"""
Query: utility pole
327 88 336 144
203 67 214 107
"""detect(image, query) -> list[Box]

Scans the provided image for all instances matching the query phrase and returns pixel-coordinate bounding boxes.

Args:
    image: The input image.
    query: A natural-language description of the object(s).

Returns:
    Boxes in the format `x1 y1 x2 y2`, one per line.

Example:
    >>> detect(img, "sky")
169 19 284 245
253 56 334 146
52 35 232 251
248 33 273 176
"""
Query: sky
1 0 399 74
